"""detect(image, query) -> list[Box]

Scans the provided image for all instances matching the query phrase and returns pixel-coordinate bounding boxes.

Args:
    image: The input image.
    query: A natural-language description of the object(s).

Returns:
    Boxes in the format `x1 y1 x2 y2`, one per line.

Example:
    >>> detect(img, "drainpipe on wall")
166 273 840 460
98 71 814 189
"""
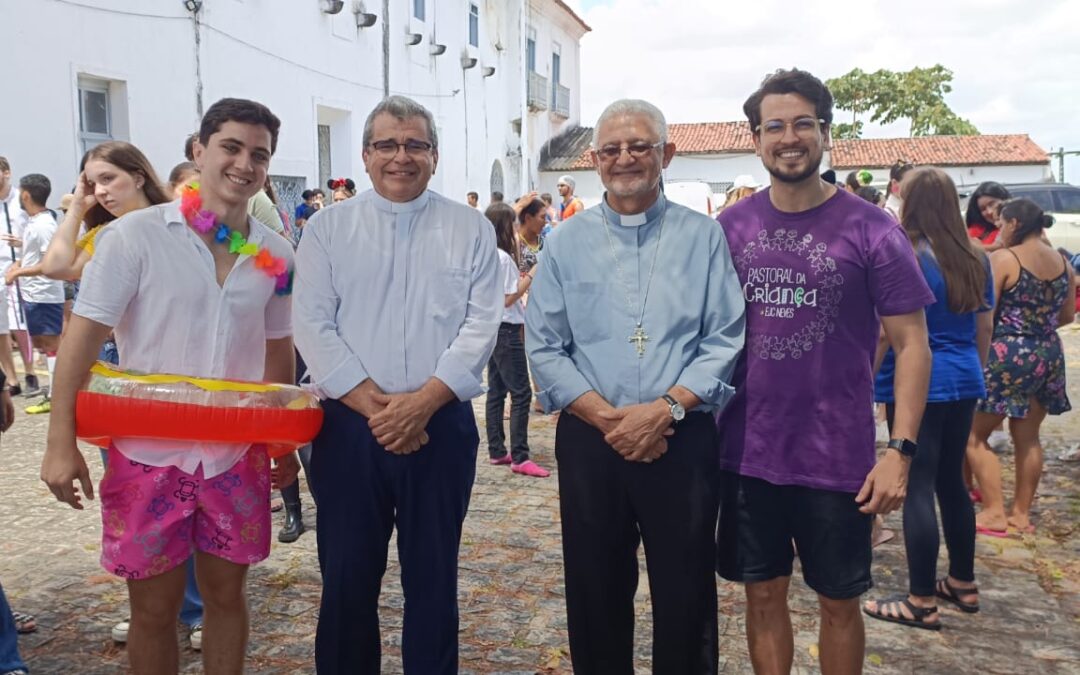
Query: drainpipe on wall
192 5 204 117
382 0 390 97
519 0 528 195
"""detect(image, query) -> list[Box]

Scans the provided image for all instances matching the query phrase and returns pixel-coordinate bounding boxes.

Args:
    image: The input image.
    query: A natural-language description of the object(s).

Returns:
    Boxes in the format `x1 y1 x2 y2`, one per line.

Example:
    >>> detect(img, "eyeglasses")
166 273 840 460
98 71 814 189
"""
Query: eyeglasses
368 139 434 157
755 117 826 138
594 141 664 161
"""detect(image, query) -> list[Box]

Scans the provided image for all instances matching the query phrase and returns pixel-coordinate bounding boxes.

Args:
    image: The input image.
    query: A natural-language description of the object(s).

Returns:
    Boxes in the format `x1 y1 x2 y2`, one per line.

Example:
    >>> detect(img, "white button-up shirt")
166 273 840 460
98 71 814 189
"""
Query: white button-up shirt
294 189 501 401
73 201 294 477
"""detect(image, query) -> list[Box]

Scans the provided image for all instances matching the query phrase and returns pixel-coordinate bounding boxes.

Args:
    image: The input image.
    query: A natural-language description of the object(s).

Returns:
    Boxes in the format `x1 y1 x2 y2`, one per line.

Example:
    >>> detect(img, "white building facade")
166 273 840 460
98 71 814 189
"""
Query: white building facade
1 0 588 215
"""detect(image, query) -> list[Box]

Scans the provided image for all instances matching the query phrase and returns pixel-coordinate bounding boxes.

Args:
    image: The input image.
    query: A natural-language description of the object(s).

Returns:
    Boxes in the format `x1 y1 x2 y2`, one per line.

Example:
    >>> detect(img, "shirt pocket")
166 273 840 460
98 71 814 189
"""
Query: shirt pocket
430 266 471 328
565 281 609 345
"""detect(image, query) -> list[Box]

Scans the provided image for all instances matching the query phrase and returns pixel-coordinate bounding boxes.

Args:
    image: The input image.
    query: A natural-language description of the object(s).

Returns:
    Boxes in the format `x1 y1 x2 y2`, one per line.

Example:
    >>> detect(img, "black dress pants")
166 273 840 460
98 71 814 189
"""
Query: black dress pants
556 411 720 675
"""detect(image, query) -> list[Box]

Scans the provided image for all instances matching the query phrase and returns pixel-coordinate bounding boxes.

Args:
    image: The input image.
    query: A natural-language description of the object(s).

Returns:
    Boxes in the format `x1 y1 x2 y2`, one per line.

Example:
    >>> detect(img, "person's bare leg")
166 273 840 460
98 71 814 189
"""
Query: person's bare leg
966 411 1007 530
127 563 187 675
12 329 34 376
1008 399 1048 531
0 333 16 387
194 551 250 675
818 595 864 675
745 577 793 675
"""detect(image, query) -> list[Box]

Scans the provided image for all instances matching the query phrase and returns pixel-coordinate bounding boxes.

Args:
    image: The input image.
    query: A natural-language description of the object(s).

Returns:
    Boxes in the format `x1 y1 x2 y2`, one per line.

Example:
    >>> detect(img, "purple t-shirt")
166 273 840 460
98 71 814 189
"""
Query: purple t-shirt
717 188 934 492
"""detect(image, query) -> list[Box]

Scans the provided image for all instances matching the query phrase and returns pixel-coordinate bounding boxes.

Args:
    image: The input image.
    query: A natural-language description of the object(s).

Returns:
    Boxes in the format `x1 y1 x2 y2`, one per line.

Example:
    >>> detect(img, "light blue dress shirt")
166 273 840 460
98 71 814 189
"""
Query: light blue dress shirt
525 193 746 411
293 189 502 401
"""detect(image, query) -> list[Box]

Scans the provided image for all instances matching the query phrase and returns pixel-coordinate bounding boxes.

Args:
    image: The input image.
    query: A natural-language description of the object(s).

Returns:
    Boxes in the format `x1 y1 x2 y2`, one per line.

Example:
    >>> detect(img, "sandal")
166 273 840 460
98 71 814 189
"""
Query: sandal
935 578 979 613
862 594 941 631
12 611 36 634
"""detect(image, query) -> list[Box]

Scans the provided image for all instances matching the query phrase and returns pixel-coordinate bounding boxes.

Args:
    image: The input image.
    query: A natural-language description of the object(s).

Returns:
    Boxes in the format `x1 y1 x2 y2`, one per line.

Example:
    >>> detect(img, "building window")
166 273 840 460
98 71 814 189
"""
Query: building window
78 79 112 154
526 28 537 72
468 4 479 47
413 0 424 21
551 43 561 97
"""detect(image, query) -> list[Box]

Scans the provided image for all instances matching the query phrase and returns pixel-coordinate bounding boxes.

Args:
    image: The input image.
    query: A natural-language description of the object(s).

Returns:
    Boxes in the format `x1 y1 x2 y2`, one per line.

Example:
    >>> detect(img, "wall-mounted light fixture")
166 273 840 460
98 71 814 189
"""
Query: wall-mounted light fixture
406 33 424 46
351 0 376 26
430 42 447 56
481 66 496 77
461 56 478 69
183 0 202 12
320 0 345 14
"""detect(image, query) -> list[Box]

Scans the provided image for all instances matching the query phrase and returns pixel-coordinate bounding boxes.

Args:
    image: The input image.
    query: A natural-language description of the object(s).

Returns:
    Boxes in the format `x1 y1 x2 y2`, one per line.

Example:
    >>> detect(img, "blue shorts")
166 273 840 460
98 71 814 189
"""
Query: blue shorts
24 301 64 337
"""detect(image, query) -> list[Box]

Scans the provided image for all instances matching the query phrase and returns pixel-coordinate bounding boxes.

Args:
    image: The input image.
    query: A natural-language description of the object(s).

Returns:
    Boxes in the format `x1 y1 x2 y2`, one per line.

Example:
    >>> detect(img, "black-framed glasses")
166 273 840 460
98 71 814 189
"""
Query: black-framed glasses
594 141 664 161
755 117 826 138
368 139 434 157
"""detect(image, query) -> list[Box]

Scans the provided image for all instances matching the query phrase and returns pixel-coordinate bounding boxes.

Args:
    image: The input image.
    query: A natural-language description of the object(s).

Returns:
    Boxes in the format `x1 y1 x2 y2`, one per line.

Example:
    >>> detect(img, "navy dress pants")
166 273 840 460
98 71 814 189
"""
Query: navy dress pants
313 398 478 675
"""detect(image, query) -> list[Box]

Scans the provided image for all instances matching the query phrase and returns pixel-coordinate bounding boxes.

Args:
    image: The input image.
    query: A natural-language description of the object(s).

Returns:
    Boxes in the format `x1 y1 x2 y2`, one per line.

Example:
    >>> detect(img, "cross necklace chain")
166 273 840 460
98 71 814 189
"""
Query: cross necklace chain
599 204 666 357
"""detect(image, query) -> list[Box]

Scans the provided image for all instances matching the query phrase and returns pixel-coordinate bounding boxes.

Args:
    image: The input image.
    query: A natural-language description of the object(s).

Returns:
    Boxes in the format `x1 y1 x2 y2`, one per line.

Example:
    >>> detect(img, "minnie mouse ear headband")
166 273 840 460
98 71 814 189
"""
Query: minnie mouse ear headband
328 177 355 191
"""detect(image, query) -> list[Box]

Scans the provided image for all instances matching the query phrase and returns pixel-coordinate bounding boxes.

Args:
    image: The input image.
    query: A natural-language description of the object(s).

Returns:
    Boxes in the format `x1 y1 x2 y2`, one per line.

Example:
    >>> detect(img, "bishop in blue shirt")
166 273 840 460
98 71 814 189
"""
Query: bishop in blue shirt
525 99 745 675
294 96 501 675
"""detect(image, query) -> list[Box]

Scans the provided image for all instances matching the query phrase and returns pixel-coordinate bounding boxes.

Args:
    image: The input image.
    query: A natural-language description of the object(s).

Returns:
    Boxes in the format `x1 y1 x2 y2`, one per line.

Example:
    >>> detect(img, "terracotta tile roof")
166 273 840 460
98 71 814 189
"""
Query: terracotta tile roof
539 125 594 171
830 134 1048 168
539 122 754 171
538 123 1048 172
669 122 755 155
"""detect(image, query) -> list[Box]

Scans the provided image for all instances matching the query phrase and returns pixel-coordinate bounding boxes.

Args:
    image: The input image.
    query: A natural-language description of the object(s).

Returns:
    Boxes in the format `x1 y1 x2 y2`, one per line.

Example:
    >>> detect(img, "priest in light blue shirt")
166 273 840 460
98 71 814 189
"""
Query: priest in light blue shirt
525 99 745 675
294 95 501 675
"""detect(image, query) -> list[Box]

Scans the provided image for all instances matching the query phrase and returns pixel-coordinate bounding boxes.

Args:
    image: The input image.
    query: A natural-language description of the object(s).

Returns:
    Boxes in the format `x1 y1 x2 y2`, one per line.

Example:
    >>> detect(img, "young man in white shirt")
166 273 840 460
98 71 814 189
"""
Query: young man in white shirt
41 98 300 675
4 174 65 412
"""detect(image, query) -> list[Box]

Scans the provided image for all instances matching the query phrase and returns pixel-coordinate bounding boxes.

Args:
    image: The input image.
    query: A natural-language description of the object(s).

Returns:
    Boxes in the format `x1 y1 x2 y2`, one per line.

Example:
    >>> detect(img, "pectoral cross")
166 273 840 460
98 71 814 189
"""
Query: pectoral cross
628 324 650 357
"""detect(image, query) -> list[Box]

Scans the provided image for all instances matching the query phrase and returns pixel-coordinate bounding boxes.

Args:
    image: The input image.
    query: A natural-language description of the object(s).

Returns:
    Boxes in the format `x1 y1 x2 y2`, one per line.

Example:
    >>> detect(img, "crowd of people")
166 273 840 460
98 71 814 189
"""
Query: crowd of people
0 65 1076 675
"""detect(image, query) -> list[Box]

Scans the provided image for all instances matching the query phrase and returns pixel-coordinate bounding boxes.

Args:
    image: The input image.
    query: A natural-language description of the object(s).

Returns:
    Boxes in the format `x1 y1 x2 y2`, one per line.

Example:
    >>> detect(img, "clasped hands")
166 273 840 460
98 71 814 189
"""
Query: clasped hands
342 379 435 454
594 400 673 463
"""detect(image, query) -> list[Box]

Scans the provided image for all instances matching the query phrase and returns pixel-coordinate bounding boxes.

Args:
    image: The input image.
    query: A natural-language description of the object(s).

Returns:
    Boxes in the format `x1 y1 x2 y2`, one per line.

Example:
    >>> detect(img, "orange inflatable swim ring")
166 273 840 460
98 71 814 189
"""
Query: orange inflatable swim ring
76 362 323 458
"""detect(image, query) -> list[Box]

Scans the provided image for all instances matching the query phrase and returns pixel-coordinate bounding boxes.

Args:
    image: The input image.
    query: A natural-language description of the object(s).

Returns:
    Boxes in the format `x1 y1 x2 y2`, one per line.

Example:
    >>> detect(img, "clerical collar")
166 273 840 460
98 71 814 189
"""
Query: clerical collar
600 192 667 228
372 189 430 214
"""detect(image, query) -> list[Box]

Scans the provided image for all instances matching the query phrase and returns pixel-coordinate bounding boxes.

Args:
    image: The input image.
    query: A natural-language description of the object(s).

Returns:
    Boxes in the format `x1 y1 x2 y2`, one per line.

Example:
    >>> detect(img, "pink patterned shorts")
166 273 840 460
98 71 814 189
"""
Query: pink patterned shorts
99 446 272 580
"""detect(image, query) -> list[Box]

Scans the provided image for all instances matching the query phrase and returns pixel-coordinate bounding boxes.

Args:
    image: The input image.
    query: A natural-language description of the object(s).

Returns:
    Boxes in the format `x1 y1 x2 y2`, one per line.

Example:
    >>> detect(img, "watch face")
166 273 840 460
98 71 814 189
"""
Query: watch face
671 404 686 421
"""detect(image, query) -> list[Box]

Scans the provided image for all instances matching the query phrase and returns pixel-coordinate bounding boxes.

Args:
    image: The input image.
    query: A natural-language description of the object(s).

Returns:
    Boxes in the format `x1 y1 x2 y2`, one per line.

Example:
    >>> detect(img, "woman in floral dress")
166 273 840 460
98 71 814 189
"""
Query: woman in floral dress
967 198 1076 536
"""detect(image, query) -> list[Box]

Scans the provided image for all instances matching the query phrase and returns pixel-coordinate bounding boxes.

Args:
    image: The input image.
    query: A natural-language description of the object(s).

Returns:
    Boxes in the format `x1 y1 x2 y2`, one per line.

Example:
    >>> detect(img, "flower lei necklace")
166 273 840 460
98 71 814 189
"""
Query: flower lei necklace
180 182 293 296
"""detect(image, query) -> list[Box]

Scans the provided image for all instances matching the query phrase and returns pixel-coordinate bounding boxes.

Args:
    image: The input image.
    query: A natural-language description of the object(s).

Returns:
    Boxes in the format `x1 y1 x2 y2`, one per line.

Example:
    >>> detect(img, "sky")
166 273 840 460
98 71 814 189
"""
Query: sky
567 0 1080 182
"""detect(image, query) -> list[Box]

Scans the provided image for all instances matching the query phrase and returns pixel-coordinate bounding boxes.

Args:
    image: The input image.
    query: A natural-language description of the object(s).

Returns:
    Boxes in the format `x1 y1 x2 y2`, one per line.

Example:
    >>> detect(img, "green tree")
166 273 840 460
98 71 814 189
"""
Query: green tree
826 65 979 137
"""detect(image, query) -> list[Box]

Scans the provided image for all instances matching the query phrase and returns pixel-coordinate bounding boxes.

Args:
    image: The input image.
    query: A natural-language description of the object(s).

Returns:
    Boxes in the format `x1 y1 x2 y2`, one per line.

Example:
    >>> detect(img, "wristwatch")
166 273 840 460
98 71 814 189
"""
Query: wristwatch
661 394 685 422
887 437 917 459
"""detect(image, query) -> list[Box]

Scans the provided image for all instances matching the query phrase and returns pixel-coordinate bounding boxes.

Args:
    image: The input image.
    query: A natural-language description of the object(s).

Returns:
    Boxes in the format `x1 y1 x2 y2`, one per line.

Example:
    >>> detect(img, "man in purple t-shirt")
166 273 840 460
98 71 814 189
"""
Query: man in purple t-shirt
716 69 934 674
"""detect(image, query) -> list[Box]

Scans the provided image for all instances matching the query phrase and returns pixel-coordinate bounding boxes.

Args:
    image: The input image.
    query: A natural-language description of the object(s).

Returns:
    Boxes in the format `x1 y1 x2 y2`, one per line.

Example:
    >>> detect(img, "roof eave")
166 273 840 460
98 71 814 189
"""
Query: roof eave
552 0 591 33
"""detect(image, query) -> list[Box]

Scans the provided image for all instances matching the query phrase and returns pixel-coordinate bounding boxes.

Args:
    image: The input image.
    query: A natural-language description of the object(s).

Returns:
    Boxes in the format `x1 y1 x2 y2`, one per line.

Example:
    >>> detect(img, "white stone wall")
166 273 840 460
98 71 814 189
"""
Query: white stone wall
836 163 1053 190
541 153 1053 209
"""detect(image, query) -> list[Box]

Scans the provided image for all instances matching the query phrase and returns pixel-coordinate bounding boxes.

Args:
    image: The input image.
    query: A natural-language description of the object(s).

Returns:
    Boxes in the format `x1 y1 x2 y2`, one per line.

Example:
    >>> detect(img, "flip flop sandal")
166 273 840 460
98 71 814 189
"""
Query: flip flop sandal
862 594 941 631
975 524 1008 538
12 611 36 634
936 578 980 613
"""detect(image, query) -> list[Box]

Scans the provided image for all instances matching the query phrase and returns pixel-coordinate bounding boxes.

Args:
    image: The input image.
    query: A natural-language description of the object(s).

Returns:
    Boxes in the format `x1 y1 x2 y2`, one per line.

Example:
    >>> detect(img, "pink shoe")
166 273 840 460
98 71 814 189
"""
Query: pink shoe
489 455 512 466
511 460 550 478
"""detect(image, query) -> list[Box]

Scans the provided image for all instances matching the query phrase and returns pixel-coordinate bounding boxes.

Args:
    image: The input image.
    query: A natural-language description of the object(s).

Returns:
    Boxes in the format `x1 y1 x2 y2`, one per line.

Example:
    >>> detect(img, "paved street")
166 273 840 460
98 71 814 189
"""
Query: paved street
4 327 1080 673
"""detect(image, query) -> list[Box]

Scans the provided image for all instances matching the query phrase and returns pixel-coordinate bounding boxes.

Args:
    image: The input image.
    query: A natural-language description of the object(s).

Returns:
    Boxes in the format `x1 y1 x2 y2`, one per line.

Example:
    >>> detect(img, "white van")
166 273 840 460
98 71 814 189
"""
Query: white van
663 180 716 218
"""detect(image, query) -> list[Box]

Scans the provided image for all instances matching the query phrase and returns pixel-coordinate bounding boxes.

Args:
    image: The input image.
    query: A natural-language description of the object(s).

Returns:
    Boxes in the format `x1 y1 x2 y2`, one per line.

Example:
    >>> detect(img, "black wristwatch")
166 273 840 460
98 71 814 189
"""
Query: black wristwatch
887 438 917 459
661 394 685 422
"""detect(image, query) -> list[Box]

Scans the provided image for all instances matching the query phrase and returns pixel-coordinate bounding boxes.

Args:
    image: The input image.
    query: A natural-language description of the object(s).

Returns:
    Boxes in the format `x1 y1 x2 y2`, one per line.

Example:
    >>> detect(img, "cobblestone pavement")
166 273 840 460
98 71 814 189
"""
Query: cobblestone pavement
4 327 1080 673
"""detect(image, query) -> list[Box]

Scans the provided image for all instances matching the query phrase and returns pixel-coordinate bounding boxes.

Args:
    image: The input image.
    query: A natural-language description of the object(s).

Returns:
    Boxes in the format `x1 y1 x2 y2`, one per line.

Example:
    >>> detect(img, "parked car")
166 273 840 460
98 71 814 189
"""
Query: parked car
1003 183 1080 254
663 180 716 217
